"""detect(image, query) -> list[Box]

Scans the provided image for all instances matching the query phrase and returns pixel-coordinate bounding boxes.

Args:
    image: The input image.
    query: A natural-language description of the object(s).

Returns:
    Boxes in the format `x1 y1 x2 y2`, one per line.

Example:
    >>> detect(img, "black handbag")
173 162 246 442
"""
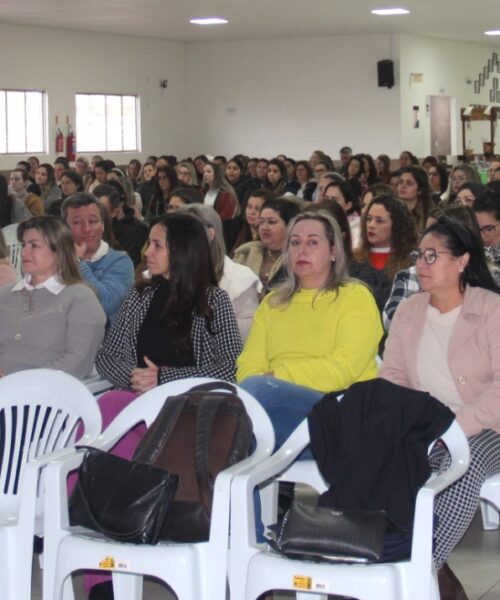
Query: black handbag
69 447 179 545
271 501 387 563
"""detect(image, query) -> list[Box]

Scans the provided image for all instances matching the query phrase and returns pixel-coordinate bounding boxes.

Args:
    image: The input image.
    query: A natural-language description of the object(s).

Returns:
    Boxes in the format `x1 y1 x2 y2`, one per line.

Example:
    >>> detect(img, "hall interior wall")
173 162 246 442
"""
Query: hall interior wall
0 22 499 170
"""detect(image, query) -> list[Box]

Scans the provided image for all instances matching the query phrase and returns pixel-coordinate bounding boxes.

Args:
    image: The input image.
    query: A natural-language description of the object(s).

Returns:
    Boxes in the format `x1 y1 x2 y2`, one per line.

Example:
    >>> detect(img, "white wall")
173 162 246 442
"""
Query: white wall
0 23 187 169
399 34 500 158
1 24 499 168
186 34 401 160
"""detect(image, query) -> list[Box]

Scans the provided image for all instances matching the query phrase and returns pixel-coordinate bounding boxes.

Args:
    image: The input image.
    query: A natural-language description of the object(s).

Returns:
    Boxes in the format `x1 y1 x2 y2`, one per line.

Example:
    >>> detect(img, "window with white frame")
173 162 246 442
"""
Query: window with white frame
75 93 139 152
0 89 46 154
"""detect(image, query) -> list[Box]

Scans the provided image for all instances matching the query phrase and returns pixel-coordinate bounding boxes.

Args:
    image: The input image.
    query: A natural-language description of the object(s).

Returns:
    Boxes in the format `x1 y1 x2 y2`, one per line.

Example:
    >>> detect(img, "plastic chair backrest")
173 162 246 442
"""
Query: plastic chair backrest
0 369 102 516
2 223 22 280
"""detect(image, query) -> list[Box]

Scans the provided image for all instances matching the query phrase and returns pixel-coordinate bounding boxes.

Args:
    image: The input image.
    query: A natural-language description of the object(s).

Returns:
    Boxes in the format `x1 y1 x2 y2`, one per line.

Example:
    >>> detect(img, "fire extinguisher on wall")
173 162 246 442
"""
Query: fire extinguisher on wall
55 117 64 153
66 117 76 162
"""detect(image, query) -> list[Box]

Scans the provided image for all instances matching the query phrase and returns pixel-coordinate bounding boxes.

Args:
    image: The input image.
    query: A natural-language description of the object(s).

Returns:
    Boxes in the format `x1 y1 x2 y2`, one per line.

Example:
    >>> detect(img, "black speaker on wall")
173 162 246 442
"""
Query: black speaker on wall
377 59 394 88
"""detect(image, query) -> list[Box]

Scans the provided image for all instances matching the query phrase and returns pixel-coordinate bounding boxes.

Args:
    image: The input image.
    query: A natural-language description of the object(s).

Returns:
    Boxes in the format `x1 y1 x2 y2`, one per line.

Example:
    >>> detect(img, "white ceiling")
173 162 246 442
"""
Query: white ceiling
1 0 500 46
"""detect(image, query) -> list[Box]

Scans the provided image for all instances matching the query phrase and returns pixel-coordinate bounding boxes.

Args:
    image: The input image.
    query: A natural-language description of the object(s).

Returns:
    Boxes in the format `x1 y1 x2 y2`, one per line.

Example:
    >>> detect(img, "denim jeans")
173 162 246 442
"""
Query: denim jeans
240 376 324 455
239 376 324 541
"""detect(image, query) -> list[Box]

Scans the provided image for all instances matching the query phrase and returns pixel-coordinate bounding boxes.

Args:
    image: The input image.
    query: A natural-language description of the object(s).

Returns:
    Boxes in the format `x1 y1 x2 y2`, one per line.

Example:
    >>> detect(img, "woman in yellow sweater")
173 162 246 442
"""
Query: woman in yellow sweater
237 210 383 451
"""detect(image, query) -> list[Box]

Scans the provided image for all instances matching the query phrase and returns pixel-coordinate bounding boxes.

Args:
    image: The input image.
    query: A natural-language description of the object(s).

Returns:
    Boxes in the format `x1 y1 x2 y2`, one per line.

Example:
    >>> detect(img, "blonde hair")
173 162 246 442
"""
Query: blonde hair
269 210 350 307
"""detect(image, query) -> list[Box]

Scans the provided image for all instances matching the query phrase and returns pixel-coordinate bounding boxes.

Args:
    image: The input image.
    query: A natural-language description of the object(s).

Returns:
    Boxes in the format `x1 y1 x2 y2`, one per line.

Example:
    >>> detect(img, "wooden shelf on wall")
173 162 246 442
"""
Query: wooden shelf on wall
461 105 498 156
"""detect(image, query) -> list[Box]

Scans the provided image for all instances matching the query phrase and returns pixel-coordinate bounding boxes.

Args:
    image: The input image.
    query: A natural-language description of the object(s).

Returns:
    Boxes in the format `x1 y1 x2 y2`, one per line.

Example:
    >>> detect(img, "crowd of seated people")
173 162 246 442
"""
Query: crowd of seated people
1 147 500 600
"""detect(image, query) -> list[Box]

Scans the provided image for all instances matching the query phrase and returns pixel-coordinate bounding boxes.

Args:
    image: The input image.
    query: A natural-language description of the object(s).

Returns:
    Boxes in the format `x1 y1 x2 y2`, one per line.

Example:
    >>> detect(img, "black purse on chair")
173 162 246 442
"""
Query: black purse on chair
69 447 179 545
271 501 387 563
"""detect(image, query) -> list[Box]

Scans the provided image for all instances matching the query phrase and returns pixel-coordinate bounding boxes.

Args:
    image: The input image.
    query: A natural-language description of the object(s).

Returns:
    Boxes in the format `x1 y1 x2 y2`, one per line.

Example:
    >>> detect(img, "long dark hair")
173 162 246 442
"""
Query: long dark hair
0 175 13 227
139 213 218 348
149 165 178 216
424 216 499 294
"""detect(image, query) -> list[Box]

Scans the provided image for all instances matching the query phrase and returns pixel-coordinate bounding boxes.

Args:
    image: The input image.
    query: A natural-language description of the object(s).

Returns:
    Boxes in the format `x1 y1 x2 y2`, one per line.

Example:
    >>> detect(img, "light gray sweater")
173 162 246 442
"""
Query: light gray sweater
0 283 106 378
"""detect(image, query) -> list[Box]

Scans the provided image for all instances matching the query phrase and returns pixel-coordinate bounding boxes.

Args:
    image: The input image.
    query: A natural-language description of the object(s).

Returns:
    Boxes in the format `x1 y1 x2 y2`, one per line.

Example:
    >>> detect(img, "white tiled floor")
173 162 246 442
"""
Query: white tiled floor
31 511 500 599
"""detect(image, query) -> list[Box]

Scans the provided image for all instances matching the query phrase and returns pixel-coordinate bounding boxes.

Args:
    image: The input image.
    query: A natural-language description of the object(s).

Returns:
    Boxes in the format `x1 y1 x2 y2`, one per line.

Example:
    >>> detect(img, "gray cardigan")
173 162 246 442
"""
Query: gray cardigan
0 283 106 378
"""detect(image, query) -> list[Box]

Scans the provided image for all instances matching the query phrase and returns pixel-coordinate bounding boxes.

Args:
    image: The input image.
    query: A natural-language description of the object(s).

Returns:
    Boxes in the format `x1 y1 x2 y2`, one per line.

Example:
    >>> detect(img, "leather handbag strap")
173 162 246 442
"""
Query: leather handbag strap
193 393 225 514
133 394 188 463
188 381 237 394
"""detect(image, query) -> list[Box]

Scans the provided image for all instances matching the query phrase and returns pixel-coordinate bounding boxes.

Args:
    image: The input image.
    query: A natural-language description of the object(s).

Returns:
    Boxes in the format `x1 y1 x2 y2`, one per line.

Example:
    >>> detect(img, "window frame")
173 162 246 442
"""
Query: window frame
0 88 47 155
75 92 140 153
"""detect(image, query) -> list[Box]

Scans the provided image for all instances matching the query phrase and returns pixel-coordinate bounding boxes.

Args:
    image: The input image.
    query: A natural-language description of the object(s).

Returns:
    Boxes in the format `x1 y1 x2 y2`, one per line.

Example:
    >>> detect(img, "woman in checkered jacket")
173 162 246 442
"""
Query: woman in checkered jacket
87 212 242 599
96 212 242 391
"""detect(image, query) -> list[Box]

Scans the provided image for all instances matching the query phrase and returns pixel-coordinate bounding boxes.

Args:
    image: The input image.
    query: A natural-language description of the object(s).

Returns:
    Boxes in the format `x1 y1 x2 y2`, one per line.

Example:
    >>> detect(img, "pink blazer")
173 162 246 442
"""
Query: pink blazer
379 285 500 437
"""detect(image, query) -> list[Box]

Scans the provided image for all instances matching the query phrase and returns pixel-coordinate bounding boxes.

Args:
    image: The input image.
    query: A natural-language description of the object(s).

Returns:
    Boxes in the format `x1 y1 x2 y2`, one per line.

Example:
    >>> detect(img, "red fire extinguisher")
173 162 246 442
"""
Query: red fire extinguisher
66 117 76 162
55 117 64 153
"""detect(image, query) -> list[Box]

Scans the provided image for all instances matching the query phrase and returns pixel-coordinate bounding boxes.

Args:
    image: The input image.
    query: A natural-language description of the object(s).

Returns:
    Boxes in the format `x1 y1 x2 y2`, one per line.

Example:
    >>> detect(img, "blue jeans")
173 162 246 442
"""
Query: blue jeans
240 376 323 456
239 376 324 541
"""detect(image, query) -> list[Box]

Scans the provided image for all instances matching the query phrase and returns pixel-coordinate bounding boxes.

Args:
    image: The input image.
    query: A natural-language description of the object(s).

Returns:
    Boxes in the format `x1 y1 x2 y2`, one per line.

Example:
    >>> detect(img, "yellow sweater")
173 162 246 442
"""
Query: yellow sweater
237 282 383 393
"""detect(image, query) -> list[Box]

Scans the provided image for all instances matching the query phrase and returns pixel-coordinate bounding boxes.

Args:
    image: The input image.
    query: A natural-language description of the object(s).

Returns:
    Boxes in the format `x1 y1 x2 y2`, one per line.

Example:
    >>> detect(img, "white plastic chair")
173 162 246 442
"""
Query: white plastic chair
480 474 500 530
2 223 23 281
229 418 470 600
0 369 102 600
43 377 275 600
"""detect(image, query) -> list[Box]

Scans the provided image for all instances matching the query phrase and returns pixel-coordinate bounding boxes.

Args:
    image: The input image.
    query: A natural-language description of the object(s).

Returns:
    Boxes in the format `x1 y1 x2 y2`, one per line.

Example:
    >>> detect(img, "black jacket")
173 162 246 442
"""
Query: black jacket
308 378 454 531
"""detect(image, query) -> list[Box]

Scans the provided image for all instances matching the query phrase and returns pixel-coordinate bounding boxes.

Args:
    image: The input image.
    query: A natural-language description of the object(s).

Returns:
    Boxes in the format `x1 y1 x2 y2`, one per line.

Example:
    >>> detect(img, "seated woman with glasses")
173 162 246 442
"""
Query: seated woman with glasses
473 190 500 266
383 203 500 330
379 216 500 600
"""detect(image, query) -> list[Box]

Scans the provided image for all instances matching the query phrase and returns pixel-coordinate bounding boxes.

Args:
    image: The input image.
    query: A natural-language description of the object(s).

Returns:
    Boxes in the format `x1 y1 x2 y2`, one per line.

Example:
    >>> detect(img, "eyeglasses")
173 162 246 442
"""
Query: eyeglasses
409 248 452 265
480 224 499 234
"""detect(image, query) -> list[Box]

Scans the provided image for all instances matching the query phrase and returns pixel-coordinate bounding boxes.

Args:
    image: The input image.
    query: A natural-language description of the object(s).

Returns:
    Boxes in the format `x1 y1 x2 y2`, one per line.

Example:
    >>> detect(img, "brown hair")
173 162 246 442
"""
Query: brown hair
17 216 82 285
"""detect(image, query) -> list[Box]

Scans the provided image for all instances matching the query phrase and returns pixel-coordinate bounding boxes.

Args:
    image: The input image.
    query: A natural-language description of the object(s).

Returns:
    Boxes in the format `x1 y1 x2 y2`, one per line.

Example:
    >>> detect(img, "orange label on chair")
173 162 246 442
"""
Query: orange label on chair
99 556 115 569
293 575 312 590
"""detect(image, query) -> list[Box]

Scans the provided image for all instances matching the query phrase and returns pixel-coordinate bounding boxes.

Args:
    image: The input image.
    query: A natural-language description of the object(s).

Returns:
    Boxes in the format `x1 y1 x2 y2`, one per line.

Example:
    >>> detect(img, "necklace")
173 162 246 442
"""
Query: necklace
266 248 281 260
14 288 34 341
21 288 34 314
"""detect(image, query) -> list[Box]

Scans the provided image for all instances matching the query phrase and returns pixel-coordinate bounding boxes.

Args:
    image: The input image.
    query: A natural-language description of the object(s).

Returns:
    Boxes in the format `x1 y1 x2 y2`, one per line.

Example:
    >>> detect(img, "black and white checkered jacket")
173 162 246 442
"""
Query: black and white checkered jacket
95 284 242 389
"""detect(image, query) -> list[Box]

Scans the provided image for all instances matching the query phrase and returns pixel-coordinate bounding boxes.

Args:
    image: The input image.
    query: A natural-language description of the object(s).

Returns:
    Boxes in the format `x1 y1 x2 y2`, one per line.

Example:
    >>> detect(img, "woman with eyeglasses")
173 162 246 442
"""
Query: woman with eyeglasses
380 216 500 600
455 181 487 208
442 164 481 204
382 203 500 330
473 190 500 267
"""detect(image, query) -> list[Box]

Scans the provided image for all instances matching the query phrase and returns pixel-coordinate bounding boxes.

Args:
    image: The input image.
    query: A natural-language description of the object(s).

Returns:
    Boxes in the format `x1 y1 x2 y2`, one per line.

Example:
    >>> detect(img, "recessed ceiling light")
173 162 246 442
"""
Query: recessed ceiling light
190 17 228 25
371 8 410 15
484 30 500 36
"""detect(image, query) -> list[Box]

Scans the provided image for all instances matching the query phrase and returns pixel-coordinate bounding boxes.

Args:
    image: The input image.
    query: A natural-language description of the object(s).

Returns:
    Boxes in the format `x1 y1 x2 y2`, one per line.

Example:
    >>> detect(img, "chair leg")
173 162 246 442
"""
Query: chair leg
62 575 76 600
112 572 143 600
480 500 500 530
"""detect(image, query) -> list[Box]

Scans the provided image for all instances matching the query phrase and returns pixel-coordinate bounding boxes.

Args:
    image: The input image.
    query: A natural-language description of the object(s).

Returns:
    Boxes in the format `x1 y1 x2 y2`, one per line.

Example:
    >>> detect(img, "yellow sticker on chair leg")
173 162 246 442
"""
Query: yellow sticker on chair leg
293 575 312 590
99 556 115 569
